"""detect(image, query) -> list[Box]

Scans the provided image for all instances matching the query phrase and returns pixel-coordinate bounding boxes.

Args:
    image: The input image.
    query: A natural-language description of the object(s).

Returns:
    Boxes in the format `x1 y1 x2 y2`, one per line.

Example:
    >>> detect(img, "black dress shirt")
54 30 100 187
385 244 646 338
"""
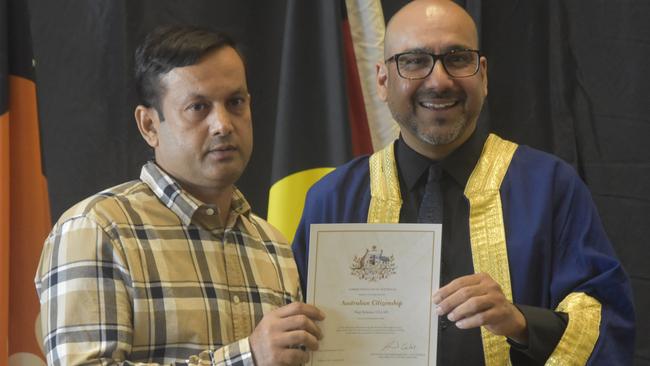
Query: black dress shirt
394 126 567 365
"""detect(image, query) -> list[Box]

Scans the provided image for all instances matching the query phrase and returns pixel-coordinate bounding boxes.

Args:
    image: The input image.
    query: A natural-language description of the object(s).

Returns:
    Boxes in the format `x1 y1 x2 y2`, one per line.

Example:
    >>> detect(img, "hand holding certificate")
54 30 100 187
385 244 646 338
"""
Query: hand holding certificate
306 224 442 365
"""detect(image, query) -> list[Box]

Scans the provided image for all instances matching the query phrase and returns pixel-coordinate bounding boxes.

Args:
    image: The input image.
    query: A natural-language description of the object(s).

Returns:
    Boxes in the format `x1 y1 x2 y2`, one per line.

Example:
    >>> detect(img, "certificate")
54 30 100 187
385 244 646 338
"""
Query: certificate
306 223 442 365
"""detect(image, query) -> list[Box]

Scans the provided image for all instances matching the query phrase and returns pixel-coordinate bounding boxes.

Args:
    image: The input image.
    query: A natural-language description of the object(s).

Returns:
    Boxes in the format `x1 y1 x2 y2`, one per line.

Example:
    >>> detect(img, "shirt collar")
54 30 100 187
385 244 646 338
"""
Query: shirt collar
395 136 433 192
395 122 489 190
140 161 251 228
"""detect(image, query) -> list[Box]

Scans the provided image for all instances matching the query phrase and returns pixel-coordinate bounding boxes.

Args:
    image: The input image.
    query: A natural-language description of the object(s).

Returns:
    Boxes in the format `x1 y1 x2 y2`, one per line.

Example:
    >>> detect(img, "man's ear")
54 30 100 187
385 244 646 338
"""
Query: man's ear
480 56 488 97
135 105 160 148
376 62 389 101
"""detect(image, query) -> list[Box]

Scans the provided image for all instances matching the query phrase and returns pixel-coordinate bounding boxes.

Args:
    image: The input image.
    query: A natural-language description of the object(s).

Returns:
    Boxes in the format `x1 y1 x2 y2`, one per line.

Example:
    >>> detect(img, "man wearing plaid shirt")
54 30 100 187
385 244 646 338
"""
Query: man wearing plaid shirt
35 25 324 366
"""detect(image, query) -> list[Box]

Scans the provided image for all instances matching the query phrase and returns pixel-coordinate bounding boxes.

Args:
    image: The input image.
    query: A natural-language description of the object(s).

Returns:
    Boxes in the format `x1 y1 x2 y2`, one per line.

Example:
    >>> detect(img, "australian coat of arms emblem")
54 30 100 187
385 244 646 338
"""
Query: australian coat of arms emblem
350 245 397 281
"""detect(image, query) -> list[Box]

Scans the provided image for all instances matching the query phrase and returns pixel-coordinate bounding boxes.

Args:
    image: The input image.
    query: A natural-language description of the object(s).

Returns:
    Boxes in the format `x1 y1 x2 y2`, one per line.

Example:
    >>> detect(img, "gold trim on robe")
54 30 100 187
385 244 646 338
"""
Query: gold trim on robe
546 292 601 365
368 142 402 223
464 134 518 366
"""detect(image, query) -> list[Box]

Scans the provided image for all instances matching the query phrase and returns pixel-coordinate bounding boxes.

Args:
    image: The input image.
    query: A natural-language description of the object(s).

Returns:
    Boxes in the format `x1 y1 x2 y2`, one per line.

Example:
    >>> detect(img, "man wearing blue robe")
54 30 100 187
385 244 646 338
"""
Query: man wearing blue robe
292 0 635 364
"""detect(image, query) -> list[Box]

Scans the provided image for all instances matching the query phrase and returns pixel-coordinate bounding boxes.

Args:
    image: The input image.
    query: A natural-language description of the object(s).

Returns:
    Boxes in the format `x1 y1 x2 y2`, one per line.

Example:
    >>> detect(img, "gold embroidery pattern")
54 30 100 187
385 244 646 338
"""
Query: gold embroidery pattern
546 292 601 366
368 142 402 223
465 134 518 366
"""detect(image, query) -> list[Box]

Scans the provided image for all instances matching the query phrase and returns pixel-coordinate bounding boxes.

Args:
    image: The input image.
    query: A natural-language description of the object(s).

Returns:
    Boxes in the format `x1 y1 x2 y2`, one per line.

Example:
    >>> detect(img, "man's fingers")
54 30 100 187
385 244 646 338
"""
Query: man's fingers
453 309 494 329
250 303 326 366
274 302 325 321
436 284 487 316
446 294 493 322
433 274 483 304
281 314 323 339
278 330 321 351
429 272 527 339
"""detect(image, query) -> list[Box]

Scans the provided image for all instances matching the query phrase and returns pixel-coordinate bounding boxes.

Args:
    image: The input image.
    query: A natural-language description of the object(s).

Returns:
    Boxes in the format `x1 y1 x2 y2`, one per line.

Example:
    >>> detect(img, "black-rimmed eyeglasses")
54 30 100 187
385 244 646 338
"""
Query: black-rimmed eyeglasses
385 49 481 79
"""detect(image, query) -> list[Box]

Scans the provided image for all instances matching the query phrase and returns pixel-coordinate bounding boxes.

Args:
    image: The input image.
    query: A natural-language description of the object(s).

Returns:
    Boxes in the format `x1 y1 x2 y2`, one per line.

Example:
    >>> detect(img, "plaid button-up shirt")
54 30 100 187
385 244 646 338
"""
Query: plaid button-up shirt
35 161 301 365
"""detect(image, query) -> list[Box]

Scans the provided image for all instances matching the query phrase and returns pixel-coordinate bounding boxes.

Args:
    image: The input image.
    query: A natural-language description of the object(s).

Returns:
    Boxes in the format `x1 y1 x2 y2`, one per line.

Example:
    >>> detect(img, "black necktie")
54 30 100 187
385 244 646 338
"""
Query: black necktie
417 164 443 224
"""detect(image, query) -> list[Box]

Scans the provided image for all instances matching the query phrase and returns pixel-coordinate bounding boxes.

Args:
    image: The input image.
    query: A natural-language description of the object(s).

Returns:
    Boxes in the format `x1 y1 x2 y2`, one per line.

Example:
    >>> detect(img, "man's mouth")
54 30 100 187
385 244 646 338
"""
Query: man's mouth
206 144 237 159
210 144 236 152
418 100 459 110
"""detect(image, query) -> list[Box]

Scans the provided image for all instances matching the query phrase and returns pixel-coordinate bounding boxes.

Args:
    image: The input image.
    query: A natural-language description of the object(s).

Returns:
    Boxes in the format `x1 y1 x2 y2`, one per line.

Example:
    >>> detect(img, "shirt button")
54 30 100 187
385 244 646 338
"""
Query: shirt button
205 208 215 215
233 295 240 304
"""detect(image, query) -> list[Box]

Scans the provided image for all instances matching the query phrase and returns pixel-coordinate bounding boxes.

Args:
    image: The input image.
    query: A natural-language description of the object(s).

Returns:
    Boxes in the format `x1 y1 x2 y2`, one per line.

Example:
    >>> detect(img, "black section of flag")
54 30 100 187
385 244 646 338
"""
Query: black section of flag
1 0 7 114
271 0 352 183
8 0 34 80
1 0 36 113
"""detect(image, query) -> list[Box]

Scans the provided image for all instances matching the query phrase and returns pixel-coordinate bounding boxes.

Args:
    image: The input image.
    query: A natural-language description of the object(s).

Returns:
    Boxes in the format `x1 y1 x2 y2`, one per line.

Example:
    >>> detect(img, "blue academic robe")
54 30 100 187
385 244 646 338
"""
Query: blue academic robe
292 141 635 365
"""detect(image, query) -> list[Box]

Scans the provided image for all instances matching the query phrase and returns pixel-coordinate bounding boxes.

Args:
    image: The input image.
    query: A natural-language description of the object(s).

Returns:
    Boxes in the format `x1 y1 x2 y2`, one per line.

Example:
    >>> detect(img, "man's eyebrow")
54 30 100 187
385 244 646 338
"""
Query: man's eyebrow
178 88 249 104
177 93 208 105
230 87 249 95
401 45 475 54
187 92 207 99
443 44 476 52
397 47 434 54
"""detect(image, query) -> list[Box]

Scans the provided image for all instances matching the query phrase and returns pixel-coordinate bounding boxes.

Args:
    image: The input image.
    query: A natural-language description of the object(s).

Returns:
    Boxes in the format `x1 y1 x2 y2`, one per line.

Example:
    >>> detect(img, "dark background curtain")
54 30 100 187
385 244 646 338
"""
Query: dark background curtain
20 0 650 364
481 3 649 365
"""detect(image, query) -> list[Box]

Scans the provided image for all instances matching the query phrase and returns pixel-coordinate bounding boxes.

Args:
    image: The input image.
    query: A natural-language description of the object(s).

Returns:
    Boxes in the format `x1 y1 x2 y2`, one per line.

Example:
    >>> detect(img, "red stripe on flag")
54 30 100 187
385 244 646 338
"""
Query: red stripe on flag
8 75 51 361
1 111 10 365
342 18 373 157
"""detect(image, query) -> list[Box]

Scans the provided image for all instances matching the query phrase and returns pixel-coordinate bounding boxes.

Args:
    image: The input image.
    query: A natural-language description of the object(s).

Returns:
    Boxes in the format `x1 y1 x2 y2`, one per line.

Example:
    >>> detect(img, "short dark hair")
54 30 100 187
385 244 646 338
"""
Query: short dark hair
134 25 238 120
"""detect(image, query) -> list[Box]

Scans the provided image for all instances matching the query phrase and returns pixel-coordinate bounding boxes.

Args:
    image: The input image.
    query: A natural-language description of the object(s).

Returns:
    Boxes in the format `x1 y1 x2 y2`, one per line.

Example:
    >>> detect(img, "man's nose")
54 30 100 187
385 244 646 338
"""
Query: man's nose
209 105 234 136
423 59 454 89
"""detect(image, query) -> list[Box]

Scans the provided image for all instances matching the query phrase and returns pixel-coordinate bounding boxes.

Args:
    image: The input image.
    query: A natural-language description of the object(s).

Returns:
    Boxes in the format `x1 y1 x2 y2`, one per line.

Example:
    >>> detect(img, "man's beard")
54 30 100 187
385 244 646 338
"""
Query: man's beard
388 90 471 146
405 114 469 146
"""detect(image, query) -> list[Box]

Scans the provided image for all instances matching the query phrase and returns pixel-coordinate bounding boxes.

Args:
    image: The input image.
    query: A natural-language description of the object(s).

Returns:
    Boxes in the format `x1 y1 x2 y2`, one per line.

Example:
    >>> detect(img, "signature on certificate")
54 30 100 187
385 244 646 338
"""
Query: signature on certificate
380 339 417 353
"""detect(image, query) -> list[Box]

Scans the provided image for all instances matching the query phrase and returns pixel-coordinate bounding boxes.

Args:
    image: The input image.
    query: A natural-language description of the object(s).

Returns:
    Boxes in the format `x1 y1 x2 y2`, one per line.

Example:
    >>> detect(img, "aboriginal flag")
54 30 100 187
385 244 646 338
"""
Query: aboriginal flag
267 0 376 242
1 0 51 364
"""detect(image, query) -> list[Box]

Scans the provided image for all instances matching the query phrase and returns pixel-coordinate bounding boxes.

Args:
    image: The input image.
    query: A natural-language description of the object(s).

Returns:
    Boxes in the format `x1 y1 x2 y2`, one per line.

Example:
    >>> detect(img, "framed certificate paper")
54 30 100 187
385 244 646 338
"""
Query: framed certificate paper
306 223 442 365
